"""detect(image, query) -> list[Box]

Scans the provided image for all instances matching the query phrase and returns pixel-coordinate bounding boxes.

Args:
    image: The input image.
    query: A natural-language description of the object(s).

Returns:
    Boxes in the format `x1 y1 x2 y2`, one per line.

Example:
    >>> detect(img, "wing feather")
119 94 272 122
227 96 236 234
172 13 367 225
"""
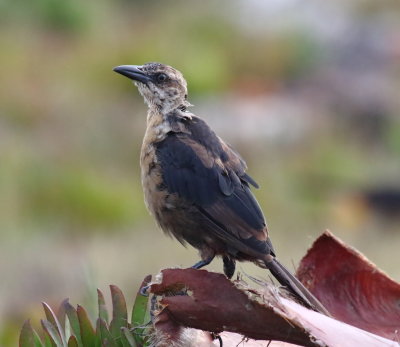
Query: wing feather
156 115 271 256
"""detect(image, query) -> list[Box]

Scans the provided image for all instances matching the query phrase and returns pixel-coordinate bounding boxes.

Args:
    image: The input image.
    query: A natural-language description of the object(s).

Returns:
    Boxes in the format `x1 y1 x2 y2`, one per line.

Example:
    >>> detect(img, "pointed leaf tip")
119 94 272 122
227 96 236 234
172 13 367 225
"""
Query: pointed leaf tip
97 288 109 324
110 285 128 320
20 320 41 347
67 335 78 347
42 302 67 346
109 285 128 340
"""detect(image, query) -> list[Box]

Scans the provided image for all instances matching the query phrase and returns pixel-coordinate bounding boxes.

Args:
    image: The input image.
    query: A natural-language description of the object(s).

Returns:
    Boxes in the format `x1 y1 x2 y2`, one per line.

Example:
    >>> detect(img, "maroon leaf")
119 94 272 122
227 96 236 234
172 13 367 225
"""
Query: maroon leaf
150 268 397 346
297 230 400 340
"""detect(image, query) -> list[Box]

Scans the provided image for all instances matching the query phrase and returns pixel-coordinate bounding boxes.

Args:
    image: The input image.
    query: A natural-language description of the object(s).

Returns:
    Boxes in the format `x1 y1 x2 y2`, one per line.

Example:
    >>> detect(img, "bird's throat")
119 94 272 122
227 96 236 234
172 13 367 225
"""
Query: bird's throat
145 108 172 143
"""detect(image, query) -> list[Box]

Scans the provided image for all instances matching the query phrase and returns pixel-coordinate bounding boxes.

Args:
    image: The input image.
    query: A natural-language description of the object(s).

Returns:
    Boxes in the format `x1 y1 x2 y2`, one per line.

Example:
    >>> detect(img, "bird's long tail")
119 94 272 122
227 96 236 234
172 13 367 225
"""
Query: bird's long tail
265 257 331 316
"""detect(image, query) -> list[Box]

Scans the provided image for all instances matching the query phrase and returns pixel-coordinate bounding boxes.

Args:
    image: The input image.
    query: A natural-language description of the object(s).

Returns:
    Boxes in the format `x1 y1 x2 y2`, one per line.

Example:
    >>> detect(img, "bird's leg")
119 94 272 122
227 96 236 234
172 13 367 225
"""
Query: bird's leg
191 254 215 269
223 256 236 279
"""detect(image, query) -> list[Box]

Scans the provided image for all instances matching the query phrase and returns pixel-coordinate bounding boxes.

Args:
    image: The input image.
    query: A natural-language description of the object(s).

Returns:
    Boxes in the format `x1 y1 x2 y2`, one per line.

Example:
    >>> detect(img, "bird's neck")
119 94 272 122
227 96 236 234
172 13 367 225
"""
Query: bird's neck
145 104 192 143
144 107 172 143
146 106 167 125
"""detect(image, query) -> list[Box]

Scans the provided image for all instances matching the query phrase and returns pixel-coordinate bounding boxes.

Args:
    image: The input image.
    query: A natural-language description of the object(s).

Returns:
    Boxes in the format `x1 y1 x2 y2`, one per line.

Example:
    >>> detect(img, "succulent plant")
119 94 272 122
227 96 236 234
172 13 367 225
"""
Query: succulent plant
19 279 151 347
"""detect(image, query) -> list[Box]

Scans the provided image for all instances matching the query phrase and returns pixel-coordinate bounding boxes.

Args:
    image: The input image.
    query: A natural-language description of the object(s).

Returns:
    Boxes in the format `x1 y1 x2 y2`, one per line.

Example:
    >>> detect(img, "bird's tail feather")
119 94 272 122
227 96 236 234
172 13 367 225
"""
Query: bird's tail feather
265 257 331 316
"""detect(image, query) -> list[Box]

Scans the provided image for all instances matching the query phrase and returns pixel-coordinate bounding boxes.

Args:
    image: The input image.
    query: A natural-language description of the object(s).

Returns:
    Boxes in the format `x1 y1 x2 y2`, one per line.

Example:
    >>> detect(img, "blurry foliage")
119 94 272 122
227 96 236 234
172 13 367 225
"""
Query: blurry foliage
386 120 400 155
230 31 322 85
22 164 144 231
31 0 88 34
0 0 89 34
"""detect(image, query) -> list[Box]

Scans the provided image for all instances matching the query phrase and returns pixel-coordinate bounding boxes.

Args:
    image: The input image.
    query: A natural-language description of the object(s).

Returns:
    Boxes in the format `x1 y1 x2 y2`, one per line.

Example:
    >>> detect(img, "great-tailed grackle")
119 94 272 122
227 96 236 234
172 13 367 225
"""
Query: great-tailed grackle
113 62 329 315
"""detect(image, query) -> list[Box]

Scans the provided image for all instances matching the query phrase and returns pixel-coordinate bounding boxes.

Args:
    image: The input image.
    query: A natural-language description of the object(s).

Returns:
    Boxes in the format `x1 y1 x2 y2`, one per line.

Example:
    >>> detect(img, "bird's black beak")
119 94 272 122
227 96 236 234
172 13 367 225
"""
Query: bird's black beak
113 65 152 83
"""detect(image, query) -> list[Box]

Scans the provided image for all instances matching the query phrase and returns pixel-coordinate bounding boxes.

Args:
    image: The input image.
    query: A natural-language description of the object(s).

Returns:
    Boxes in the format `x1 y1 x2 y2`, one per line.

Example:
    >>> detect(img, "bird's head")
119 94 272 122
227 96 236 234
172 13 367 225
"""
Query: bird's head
113 62 191 113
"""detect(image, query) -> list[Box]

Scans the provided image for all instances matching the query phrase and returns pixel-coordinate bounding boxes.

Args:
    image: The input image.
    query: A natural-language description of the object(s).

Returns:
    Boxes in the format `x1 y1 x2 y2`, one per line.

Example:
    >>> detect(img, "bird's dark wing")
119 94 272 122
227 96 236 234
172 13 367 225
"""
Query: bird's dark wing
156 115 273 257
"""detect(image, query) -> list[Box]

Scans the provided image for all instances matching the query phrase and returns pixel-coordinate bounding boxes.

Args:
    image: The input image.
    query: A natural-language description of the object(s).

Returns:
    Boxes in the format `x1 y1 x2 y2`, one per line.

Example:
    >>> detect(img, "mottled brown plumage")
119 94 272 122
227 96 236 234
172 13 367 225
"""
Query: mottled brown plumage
113 62 330 315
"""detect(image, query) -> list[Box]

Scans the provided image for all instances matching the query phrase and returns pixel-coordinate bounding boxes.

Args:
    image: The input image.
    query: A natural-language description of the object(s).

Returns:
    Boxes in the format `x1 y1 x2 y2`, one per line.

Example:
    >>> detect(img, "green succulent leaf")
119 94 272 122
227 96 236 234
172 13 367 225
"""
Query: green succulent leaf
97 289 109 324
42 302 67 346
130 275 151 346
94 319 102 347
44 334 55 347
131 276 151 328
97 318 117 347
19 320 44 347
63 301 83 347
109 285 128 342
102 339 117 347
77 305 96 346
121 327 137 347
41 319 63 347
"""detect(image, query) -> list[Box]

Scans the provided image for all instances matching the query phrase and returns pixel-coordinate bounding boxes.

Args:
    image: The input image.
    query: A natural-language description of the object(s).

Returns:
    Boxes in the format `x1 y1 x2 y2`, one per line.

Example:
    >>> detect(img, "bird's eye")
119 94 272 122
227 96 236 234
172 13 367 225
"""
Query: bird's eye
156 73 168 82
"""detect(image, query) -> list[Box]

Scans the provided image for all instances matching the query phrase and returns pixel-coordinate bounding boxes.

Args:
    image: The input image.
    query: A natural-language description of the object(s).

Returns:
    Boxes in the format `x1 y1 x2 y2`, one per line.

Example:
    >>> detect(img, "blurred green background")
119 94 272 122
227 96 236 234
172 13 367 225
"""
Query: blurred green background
1 0 400 344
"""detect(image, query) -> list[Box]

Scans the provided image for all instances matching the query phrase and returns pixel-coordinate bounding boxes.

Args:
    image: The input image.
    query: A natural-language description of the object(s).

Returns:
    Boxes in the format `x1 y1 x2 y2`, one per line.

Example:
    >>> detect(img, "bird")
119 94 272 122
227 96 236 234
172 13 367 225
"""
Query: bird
113 62 330 315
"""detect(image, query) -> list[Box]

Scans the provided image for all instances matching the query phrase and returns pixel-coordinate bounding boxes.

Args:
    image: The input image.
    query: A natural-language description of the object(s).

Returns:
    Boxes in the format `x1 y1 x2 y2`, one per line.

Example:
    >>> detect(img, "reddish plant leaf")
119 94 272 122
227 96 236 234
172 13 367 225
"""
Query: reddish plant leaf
297 230 400 340
67 336 78 347
151 268 318 346
150 268 398 347
109 285 128 341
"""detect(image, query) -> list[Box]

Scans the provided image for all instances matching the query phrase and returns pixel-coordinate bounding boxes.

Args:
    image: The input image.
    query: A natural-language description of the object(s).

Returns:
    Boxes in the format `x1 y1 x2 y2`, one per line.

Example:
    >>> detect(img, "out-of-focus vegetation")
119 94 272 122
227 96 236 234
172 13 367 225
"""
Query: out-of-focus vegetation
1 0 400 344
